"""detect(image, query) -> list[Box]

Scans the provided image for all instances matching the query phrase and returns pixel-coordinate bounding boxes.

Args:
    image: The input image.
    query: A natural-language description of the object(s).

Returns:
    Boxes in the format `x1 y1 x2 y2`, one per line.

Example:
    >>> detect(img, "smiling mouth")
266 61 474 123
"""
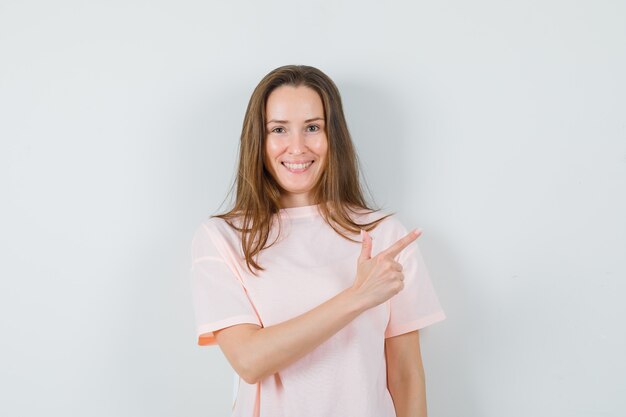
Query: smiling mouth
281 161 314 172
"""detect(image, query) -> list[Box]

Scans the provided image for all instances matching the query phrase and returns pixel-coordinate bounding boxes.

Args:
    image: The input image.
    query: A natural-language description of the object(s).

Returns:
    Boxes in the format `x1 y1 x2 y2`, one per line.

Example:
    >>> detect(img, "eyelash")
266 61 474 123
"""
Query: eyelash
270 125 321 134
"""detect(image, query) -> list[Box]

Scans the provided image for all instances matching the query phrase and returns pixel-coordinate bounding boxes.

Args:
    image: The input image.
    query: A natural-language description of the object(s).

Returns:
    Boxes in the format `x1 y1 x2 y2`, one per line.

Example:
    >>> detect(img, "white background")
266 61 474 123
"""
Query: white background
1 1 625 416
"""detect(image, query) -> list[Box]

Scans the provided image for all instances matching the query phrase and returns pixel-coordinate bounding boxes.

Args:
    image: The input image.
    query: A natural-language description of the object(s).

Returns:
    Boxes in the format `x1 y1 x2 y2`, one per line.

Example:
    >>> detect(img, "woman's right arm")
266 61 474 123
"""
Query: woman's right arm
215 228 420 384
215 287 367 384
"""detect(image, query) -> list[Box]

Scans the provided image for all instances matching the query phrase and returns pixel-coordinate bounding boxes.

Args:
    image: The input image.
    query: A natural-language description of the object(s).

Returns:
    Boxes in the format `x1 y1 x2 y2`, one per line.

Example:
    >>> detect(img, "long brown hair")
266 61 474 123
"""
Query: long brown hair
212 64 394 275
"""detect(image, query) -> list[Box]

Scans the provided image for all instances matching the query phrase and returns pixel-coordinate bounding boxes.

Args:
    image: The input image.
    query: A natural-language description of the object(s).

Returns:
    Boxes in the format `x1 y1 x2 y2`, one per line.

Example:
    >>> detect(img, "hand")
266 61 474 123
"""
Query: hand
350 228 422 311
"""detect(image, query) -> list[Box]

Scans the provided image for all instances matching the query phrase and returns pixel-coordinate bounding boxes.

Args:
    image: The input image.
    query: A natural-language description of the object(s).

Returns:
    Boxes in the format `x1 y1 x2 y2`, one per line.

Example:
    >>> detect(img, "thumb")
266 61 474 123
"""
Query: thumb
358 229 372 262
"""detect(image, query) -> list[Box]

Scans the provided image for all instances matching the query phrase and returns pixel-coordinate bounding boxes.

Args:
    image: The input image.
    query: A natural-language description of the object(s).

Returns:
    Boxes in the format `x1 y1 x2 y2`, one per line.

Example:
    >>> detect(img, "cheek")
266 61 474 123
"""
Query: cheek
312 136 328 157
265 138 283 159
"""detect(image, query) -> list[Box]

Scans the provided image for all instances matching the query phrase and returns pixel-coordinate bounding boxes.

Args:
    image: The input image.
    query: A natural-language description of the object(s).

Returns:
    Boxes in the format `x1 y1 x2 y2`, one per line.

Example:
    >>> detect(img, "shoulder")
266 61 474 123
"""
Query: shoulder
192 216 242 244
191 217 220 243
356 208 409 236
357 210 416 257
190 218 218 261
191 216 241 251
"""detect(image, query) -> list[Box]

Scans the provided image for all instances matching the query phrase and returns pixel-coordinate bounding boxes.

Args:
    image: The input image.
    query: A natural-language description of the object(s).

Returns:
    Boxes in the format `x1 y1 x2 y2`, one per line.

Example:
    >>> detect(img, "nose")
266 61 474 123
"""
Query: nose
287 130 306 155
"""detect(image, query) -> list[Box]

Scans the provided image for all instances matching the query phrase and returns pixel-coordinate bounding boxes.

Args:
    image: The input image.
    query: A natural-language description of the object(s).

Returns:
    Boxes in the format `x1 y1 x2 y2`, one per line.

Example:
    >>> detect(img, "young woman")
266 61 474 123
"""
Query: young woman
190 65 446 417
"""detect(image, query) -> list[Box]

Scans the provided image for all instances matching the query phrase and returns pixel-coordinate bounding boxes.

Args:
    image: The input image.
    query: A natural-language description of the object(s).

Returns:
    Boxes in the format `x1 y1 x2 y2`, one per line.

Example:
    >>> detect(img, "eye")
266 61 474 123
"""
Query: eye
306 125 320 132
271 127 285 134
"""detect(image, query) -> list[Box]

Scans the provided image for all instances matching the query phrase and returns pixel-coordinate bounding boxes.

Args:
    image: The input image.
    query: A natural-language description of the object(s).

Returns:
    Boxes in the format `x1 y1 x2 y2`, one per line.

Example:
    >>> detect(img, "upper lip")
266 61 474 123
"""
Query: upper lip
282 160 314 164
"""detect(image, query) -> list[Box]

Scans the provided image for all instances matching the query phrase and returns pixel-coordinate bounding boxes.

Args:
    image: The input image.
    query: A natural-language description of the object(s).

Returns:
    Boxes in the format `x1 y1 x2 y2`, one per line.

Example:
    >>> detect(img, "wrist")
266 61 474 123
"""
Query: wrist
340 287 369 315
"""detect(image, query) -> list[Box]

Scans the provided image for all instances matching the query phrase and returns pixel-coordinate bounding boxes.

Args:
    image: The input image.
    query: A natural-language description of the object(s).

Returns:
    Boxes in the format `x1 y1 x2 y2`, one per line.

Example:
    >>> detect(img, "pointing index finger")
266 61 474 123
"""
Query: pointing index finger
381 229 422 259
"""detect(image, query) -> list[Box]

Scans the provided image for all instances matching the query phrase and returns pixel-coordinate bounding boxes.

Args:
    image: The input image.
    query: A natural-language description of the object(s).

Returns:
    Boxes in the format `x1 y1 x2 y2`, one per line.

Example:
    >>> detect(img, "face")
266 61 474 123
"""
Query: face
264 85 328 207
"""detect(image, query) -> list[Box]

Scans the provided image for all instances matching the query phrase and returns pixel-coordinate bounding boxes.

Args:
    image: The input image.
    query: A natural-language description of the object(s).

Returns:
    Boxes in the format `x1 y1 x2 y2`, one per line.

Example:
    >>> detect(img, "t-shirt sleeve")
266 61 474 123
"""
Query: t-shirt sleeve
190 221 262 346
384 221 446 338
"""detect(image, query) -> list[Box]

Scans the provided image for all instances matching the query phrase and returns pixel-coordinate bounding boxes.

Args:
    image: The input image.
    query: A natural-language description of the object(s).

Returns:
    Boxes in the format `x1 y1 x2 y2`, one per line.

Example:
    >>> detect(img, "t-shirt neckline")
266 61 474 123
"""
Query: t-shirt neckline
278 203 321 219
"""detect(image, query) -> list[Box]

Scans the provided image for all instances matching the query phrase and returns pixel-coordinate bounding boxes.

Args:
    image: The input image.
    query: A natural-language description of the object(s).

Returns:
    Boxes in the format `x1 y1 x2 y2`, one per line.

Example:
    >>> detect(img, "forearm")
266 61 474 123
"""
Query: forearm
388 374 428 417
244 288 367 383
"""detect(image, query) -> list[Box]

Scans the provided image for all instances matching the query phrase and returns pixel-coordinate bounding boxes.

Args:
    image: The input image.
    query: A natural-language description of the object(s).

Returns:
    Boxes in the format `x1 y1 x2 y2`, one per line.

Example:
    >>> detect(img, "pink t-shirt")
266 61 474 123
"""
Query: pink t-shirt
189 203 446 417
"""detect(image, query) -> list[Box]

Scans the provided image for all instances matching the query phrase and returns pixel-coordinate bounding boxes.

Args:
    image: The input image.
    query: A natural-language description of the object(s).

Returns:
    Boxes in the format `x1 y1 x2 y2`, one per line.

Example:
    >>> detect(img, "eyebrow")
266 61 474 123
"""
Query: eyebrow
266 117 325 125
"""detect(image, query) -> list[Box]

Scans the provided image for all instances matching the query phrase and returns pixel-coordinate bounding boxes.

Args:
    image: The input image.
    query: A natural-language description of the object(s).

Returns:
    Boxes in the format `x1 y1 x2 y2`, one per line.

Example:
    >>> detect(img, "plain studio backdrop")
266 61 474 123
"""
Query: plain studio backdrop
1 1 625 416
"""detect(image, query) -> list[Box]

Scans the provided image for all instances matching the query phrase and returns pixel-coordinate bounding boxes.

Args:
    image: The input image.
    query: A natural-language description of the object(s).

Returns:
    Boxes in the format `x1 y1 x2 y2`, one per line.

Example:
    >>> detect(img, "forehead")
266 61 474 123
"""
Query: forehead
266 85 324 120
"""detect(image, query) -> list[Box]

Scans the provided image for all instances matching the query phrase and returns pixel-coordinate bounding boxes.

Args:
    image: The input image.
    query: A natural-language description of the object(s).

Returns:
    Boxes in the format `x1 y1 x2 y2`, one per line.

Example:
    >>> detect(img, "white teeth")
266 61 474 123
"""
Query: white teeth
283 161 313 170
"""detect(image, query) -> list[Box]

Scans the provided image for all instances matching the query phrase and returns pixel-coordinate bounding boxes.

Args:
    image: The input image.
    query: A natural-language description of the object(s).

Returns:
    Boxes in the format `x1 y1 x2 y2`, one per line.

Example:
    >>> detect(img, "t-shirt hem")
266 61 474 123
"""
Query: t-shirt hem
384 310 446 338
197 315 262 346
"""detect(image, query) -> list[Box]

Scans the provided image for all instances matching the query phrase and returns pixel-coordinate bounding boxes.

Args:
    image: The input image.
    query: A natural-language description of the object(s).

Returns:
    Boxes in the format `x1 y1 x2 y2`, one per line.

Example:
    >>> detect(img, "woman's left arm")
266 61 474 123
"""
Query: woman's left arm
385 330 428 417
